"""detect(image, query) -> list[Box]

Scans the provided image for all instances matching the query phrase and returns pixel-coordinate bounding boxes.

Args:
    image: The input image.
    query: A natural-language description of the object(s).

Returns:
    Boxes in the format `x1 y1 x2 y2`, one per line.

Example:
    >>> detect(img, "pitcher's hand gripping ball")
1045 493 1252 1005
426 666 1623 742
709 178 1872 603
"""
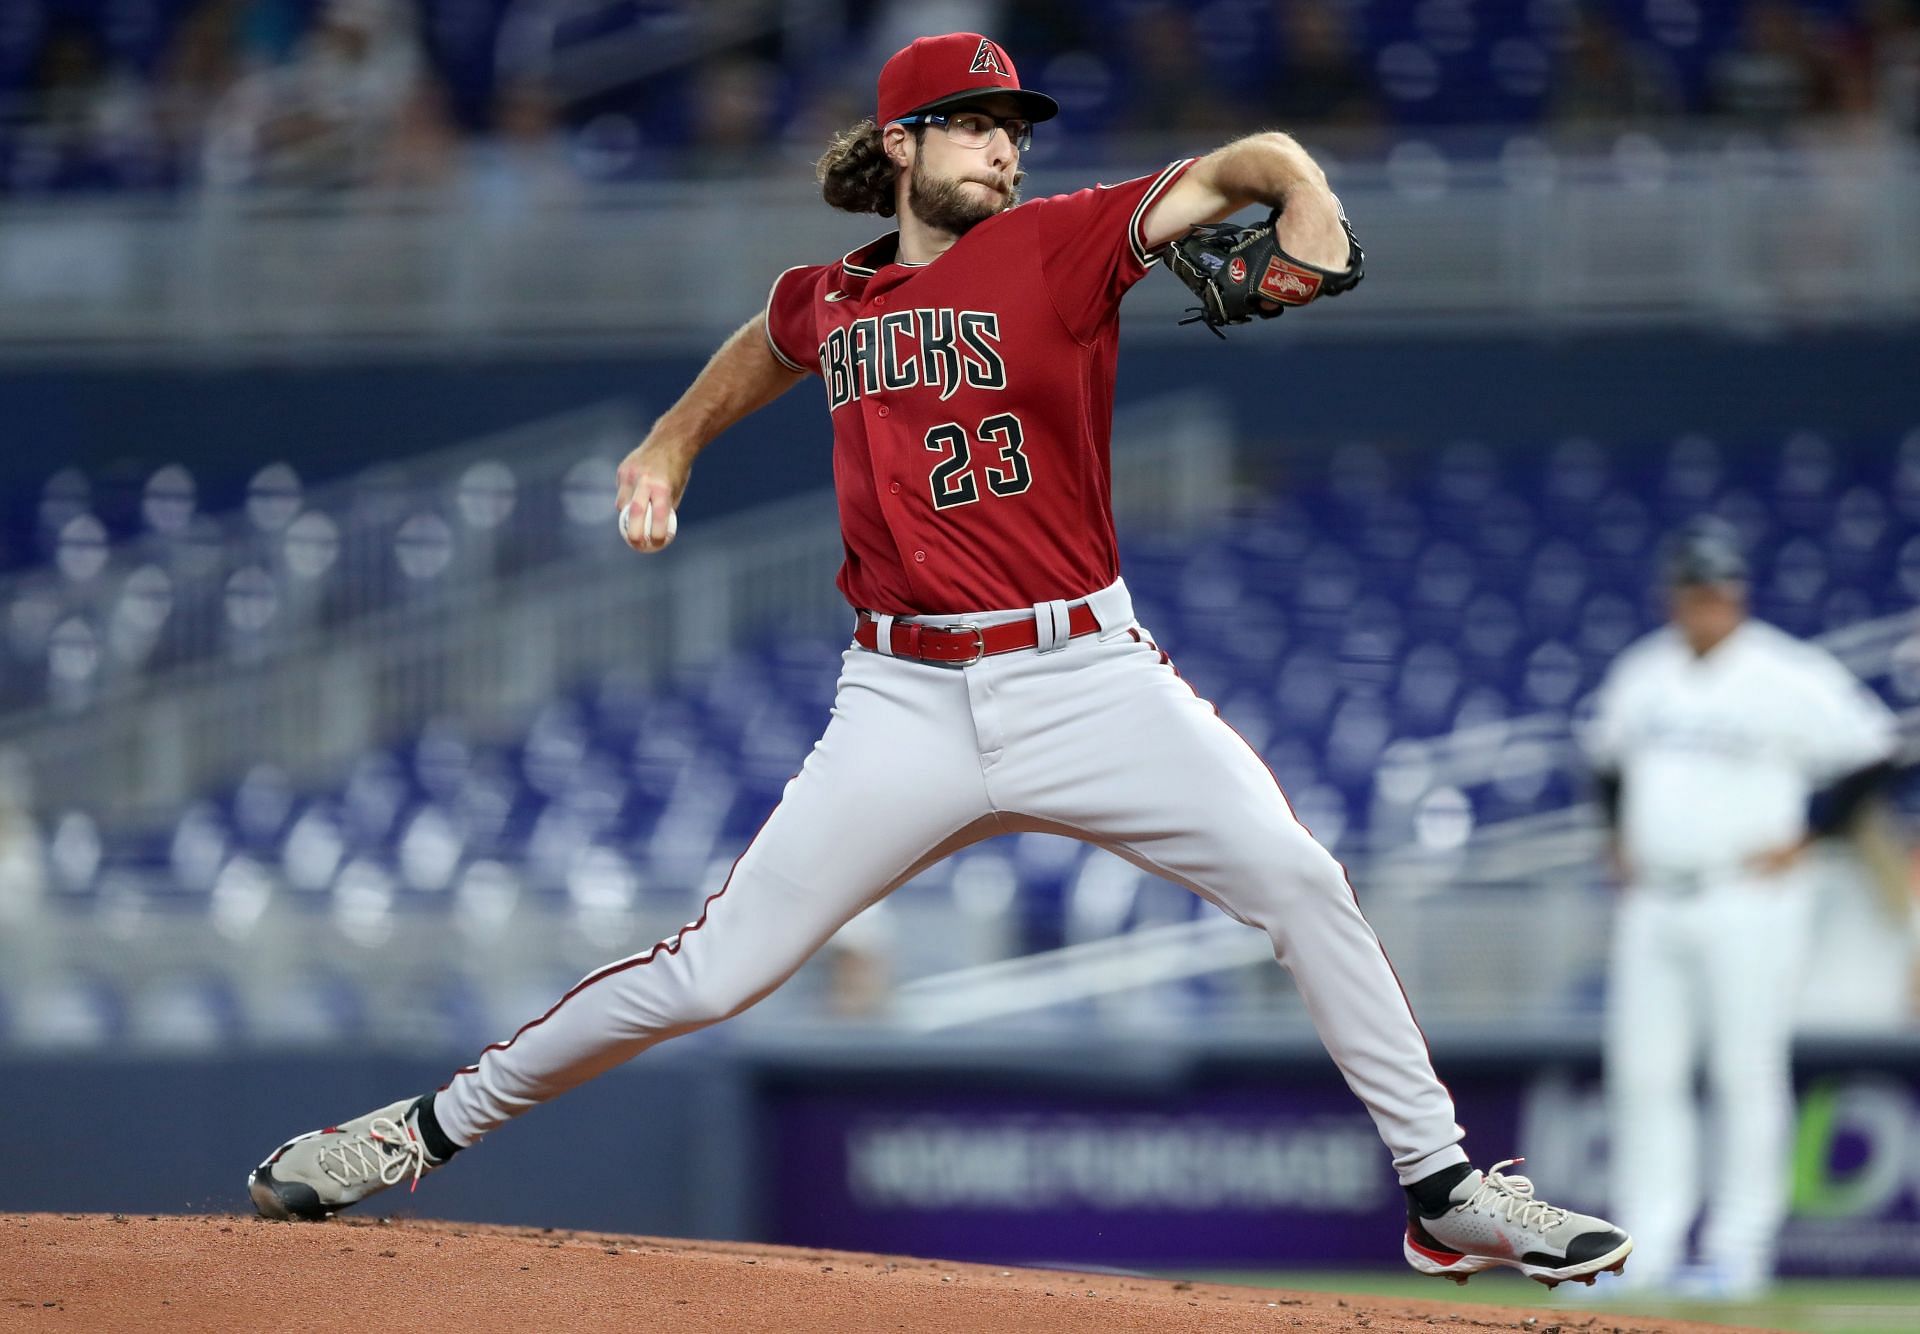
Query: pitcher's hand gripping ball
620 497 678 551
1162 207 1364 337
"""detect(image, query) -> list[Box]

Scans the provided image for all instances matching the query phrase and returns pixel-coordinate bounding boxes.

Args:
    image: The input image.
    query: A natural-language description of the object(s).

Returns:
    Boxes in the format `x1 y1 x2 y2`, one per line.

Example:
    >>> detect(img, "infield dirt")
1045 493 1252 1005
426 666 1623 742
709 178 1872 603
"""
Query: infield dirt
2 1213 1764 1333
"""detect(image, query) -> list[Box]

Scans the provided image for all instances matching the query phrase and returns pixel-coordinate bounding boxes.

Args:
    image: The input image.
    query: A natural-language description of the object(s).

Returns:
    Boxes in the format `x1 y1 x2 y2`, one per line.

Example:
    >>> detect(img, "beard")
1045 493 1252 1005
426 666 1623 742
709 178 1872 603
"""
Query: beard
906 158 1022 235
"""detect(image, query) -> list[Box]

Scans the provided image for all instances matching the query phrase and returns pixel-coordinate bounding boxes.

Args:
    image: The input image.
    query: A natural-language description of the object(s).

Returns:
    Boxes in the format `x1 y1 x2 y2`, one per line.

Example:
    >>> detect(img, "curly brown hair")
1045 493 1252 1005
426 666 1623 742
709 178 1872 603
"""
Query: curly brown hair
816 118 918 217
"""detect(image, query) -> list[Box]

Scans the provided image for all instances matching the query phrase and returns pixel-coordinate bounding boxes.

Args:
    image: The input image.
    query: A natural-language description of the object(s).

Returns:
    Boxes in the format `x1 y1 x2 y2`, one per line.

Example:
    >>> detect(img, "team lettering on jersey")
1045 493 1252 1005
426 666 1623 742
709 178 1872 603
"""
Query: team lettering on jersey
819 309 1006 412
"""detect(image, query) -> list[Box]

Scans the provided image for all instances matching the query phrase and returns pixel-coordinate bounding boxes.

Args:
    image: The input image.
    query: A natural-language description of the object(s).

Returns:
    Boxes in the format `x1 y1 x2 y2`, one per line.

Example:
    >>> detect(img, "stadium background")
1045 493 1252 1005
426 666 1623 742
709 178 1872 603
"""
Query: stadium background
2 0 1919 1327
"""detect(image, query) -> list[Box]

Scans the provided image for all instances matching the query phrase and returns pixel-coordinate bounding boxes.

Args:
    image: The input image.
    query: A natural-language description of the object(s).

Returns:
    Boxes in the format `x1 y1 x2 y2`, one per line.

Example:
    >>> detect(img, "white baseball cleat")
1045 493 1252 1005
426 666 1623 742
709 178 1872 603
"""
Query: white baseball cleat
248 1095 446 1221
1403 1160 1633 1289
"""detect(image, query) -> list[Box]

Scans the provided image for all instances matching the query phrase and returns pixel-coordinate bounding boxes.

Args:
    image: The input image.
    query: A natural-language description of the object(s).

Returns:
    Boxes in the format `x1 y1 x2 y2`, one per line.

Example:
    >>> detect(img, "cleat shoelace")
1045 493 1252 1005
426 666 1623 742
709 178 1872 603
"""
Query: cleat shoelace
316 1115 432 1194
1459 1159 1570 1234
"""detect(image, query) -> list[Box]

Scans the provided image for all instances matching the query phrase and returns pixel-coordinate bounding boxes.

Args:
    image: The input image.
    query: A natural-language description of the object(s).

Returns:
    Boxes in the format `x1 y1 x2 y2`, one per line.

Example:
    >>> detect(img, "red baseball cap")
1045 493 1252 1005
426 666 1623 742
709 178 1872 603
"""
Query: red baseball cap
876 33 1059 128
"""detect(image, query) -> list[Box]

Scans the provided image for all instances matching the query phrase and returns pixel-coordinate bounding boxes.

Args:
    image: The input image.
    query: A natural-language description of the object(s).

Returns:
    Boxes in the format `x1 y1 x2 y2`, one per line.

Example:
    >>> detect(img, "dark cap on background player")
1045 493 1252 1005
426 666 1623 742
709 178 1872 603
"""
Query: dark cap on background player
875 33 1059 126
1661 516 1748 656
1661 515 1748 587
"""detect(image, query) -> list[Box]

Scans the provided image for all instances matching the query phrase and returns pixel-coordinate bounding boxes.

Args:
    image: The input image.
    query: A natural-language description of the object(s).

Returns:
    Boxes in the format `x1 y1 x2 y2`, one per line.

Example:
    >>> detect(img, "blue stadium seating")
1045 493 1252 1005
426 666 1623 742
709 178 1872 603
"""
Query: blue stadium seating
29 430 1914 987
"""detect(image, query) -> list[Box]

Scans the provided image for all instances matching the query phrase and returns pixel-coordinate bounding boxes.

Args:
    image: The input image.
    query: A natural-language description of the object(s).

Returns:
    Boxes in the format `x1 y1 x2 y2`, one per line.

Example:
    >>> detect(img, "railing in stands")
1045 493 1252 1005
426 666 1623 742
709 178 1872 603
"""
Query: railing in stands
1 135 1916 351
0 392 1233 819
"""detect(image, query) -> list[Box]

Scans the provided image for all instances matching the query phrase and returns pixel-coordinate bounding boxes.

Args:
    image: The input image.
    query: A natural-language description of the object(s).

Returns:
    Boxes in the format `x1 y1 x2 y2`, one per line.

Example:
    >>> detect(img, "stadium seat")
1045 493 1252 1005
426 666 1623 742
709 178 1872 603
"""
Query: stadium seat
19 421 1913 1045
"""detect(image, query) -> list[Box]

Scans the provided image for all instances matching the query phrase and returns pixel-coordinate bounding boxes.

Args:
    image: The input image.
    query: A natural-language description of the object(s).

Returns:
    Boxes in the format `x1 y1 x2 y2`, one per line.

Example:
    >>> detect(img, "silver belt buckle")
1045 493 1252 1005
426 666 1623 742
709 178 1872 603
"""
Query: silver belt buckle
943 622 985 665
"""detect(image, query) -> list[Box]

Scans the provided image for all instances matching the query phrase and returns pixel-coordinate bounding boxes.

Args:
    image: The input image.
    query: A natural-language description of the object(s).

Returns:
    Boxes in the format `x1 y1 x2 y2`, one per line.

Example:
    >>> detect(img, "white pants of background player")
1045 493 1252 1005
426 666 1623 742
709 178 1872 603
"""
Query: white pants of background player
435 579 1469 1185
1606 872 1815 1288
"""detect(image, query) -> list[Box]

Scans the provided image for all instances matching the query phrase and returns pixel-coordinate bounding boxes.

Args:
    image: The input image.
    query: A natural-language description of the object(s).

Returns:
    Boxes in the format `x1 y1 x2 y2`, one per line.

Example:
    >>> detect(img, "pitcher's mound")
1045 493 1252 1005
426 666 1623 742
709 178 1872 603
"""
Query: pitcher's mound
3 1213 1745 1332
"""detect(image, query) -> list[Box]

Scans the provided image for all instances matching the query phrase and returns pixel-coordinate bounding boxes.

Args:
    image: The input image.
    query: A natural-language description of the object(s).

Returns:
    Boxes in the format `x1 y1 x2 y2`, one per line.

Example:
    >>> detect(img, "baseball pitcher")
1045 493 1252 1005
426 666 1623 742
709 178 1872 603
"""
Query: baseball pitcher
249 33 1631 1286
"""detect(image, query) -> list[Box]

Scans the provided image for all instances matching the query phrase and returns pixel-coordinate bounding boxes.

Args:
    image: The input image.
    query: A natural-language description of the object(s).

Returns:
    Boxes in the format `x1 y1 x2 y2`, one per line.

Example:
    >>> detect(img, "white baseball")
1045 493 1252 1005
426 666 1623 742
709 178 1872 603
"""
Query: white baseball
620 498 677 549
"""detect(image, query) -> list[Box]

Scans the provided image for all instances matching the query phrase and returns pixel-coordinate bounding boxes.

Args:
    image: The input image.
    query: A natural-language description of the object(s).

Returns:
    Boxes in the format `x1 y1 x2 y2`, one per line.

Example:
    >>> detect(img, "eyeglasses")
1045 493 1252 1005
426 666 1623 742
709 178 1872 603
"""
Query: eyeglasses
896 109 1032 153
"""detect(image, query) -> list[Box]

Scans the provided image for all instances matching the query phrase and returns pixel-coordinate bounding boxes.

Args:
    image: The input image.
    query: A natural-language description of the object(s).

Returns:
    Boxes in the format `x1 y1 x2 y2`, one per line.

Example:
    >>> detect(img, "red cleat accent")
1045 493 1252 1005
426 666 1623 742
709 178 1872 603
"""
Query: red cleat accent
1405 1230 1467 1266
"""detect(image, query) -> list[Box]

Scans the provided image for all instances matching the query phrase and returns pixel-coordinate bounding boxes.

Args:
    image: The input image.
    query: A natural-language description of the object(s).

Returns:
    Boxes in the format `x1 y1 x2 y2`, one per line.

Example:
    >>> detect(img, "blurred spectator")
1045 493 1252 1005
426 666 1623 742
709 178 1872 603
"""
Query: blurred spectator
780 81 867 161
1267 1 1379 130
1801 1 1880 119
0 748 46 921
1118 2 1240 136
157 1 251 160
685 54 781 173
469 72 575 210
1866 0 1920 134
6 1 1920 194
31 20 111 134
201 0 456 190
17 17 162 191
465 0 573 206
867 0 1007 76
1548 5 1683 128
1710 0 1822 127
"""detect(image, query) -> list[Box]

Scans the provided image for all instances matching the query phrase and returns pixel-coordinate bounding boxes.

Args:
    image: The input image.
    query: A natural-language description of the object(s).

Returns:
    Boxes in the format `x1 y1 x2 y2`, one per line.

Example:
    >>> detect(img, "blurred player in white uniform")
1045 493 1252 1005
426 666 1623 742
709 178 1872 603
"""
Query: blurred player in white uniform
1584 517 1902 1296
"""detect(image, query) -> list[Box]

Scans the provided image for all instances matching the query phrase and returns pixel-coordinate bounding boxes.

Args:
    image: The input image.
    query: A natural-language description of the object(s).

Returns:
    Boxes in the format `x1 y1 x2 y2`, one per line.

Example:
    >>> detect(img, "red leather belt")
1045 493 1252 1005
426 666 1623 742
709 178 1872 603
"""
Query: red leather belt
854 603 1101 665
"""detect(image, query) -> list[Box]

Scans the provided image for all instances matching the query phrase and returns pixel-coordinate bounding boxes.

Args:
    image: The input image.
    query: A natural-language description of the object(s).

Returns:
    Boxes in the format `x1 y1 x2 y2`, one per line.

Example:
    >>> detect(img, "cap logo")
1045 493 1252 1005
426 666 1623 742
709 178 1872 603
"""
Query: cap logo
970 38 1008 75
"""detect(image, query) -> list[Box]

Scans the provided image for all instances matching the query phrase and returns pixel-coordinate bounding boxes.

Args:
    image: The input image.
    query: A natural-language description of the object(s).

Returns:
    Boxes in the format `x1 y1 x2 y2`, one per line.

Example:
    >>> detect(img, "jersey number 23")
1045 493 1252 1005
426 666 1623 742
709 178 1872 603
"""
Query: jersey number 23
925 413 1031 510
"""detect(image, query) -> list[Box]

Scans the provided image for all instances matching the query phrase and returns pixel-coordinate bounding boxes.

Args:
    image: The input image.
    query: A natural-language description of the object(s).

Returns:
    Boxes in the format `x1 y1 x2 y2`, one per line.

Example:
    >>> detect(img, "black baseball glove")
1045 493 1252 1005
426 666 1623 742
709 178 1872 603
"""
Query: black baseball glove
1159 205 1365 337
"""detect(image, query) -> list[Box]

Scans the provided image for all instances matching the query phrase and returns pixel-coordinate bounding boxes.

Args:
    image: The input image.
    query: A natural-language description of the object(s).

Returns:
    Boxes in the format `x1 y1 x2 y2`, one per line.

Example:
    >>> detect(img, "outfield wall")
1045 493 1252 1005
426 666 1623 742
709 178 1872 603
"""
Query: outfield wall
6 1035 1918 1276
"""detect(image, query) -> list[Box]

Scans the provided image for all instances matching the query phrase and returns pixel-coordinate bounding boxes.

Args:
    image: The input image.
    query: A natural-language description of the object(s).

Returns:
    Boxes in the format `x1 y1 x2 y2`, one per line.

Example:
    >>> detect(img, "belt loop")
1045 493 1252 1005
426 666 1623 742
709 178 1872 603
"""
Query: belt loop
873 613 896 657
1033 599 1071 653
1086 577 1133 634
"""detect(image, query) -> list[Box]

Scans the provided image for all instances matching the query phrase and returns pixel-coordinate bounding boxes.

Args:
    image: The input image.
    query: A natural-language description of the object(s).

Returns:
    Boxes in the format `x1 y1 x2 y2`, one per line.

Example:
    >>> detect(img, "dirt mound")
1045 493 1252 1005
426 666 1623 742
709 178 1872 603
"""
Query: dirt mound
3 1214 1752 1333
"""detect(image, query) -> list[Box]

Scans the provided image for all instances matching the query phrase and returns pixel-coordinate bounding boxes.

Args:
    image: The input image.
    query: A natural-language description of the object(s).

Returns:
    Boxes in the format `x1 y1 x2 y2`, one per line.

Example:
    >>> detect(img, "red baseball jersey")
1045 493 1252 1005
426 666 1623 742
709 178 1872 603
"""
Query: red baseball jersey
764 159 1195 615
